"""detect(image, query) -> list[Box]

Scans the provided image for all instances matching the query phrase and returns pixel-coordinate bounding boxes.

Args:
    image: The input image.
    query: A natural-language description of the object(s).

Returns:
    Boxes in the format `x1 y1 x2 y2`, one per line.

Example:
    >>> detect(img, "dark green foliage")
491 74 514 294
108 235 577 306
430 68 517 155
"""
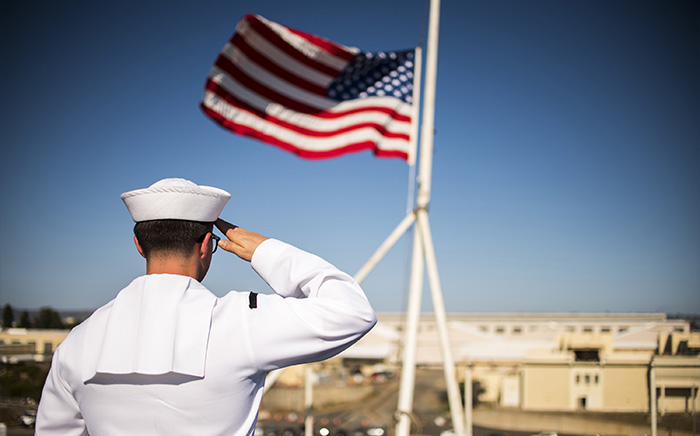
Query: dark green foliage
19 310 31 328
34 307 64 329
2 303 14 328
0 362 50 401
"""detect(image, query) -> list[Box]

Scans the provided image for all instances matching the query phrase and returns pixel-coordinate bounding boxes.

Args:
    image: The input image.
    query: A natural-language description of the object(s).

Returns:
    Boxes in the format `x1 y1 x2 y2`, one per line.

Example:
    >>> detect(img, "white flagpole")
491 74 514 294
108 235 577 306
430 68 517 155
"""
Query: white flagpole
395 224 425 436
407 47 422 168
416 210 465 436
396 0 466 434
354 212 416 284
405 45 422 213
352 1 464 433
305 365 314 436
354 45 423 285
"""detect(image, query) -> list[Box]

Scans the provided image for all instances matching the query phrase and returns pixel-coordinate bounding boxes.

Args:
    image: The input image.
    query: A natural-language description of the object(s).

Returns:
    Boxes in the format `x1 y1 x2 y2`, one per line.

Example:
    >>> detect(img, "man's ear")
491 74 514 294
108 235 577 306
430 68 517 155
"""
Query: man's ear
134 236 146 259
198 232 212 259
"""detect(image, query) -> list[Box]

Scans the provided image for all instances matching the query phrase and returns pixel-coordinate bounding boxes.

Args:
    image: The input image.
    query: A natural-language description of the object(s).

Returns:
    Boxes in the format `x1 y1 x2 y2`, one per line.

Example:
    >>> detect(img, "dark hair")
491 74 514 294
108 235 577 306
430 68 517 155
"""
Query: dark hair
134 220 213 258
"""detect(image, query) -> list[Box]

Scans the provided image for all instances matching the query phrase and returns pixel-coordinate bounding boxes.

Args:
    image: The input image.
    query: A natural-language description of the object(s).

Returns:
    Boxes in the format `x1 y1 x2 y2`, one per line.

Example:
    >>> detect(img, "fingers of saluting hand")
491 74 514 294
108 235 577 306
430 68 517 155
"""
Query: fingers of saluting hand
215 218 268 262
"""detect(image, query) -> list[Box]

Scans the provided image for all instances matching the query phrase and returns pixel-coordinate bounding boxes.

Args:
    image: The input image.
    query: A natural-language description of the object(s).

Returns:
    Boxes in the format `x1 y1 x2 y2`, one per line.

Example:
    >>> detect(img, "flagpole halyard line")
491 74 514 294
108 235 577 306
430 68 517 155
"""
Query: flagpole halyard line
407 45 422 167
405 44 423 211
353 212 416 284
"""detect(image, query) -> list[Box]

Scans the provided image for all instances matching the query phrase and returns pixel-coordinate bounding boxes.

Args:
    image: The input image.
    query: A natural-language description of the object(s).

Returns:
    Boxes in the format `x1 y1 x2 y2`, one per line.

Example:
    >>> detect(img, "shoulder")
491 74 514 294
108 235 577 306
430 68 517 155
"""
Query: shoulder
58 299 114 352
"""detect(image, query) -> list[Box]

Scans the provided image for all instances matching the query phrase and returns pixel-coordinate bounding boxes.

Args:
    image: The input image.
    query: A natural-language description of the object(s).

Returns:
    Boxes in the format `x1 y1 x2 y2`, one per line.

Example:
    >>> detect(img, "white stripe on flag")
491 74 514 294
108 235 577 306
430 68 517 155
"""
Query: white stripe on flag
204 91 411 154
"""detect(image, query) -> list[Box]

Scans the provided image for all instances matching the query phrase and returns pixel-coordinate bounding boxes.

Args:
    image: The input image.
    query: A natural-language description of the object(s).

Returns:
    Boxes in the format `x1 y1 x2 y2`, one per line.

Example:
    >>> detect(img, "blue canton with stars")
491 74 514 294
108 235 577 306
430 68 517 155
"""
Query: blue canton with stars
327 50 415 104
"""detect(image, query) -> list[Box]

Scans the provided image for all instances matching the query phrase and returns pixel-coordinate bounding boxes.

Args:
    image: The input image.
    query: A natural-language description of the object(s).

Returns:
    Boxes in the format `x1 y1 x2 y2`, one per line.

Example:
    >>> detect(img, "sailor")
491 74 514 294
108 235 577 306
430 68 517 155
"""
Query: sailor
36 178 377 435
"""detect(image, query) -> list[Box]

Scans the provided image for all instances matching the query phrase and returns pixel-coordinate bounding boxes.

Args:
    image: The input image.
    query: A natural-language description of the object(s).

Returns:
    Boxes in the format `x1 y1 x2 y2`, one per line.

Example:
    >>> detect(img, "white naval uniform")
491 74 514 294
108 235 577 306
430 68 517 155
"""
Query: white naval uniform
36 239 377 436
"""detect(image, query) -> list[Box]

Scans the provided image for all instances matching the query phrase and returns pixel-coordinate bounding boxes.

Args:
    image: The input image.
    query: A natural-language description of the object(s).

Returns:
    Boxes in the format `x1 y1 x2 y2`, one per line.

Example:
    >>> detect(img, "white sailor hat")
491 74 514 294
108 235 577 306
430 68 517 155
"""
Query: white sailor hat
121 178 231 223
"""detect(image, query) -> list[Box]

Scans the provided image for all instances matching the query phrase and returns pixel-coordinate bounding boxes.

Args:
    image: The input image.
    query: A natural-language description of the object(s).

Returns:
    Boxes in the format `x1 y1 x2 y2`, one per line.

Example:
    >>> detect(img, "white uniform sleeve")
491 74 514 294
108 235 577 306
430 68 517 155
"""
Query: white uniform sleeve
35 346 88 435
248 239 377 371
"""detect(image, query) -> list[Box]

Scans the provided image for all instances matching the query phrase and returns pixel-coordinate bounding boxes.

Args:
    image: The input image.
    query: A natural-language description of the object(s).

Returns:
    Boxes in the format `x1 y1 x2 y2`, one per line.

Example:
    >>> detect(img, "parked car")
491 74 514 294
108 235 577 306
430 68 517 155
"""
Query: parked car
19 409 37 428
366 427 385 436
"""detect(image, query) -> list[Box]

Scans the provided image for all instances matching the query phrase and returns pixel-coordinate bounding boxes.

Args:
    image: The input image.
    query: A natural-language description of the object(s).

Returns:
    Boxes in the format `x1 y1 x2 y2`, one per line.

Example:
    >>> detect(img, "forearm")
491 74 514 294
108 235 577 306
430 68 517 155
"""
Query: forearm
248 239 377 370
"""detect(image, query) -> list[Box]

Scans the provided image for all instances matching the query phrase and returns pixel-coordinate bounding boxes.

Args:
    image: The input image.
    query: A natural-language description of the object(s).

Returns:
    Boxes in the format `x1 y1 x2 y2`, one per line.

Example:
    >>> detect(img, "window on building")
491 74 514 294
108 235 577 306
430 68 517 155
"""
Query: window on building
663 337 674 355
583 326 593 333
594 375 599 384
585 374 590 384
601 327 611 333
573 349 600 362
666 387 692 398
566 326 575 332
575 375 580 384
578 397 587 410
618 326 628 333
495 327 505 334
43 342 53 354
513 327 522 334
478 326 488 333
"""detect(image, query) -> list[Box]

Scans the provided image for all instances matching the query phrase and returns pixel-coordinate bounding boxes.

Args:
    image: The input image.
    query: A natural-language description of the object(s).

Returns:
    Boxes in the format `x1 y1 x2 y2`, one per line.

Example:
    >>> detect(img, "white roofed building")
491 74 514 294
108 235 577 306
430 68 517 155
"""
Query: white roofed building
346 312 699 414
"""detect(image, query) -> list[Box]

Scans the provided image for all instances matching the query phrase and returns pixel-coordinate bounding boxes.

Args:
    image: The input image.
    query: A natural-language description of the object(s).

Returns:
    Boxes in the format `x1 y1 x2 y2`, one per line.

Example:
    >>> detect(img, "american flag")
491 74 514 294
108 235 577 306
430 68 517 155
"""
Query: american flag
201 14 416 162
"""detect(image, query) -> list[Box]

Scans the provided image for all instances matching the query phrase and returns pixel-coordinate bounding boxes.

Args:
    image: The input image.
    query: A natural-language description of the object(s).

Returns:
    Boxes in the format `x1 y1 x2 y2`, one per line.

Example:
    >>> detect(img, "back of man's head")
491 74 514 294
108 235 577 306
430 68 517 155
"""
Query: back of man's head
134 220 213 258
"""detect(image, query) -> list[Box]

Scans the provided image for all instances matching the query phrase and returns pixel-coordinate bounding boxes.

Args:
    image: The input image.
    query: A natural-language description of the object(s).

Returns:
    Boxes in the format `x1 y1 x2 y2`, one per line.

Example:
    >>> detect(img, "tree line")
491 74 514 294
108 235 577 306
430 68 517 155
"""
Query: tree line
2 304 65 329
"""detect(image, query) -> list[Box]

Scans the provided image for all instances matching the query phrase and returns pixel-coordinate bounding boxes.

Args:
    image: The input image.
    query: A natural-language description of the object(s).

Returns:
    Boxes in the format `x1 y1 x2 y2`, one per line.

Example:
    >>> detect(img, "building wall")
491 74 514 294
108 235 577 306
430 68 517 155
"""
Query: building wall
602 365 648 411
521 365 570 410
570 365 603 410
655 356 700 414
500 374 520 407
0 328 70 362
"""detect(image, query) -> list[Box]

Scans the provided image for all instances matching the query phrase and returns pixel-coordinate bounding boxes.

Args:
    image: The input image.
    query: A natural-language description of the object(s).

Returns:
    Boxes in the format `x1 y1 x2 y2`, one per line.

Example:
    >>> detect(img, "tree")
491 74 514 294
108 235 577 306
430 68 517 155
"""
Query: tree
2 304 14 328
34 307 64 329
19 311 31 328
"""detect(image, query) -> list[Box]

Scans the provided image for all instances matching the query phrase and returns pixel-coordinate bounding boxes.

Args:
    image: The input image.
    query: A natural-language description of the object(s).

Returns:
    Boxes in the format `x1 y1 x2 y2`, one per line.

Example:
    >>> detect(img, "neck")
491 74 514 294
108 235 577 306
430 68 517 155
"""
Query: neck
146 254 201 281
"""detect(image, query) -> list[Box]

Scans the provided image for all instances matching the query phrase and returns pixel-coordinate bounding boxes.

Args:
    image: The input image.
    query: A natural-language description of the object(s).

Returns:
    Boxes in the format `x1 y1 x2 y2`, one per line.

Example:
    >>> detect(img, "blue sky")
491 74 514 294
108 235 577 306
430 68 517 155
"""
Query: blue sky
1 0 698 315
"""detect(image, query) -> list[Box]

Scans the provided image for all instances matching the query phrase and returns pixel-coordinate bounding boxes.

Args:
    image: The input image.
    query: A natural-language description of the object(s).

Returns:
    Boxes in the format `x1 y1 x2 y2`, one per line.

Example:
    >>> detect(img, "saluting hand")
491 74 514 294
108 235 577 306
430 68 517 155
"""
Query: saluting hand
215 218 268 262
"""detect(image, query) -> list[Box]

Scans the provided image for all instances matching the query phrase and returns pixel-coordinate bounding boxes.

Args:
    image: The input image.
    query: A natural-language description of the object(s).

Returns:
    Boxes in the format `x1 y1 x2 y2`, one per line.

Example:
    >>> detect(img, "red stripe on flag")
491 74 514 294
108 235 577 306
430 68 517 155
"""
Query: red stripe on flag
285 27 356 62
201 104 409 161
242 15 344 78
203 14 414 162
214 55 325 114
205 81 410 140
231 32 327 97
205 79 411 124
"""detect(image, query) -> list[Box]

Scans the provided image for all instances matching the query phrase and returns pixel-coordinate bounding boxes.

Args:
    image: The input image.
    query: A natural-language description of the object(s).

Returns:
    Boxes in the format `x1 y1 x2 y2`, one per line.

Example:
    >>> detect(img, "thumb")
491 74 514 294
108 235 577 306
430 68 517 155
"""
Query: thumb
217 237 247 260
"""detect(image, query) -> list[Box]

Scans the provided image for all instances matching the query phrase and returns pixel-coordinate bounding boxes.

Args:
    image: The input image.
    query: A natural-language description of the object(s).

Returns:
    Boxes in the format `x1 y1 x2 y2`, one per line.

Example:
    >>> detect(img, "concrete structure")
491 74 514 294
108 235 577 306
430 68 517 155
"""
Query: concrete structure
343 313 700 415
0 328 70 363
3 313 698 416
